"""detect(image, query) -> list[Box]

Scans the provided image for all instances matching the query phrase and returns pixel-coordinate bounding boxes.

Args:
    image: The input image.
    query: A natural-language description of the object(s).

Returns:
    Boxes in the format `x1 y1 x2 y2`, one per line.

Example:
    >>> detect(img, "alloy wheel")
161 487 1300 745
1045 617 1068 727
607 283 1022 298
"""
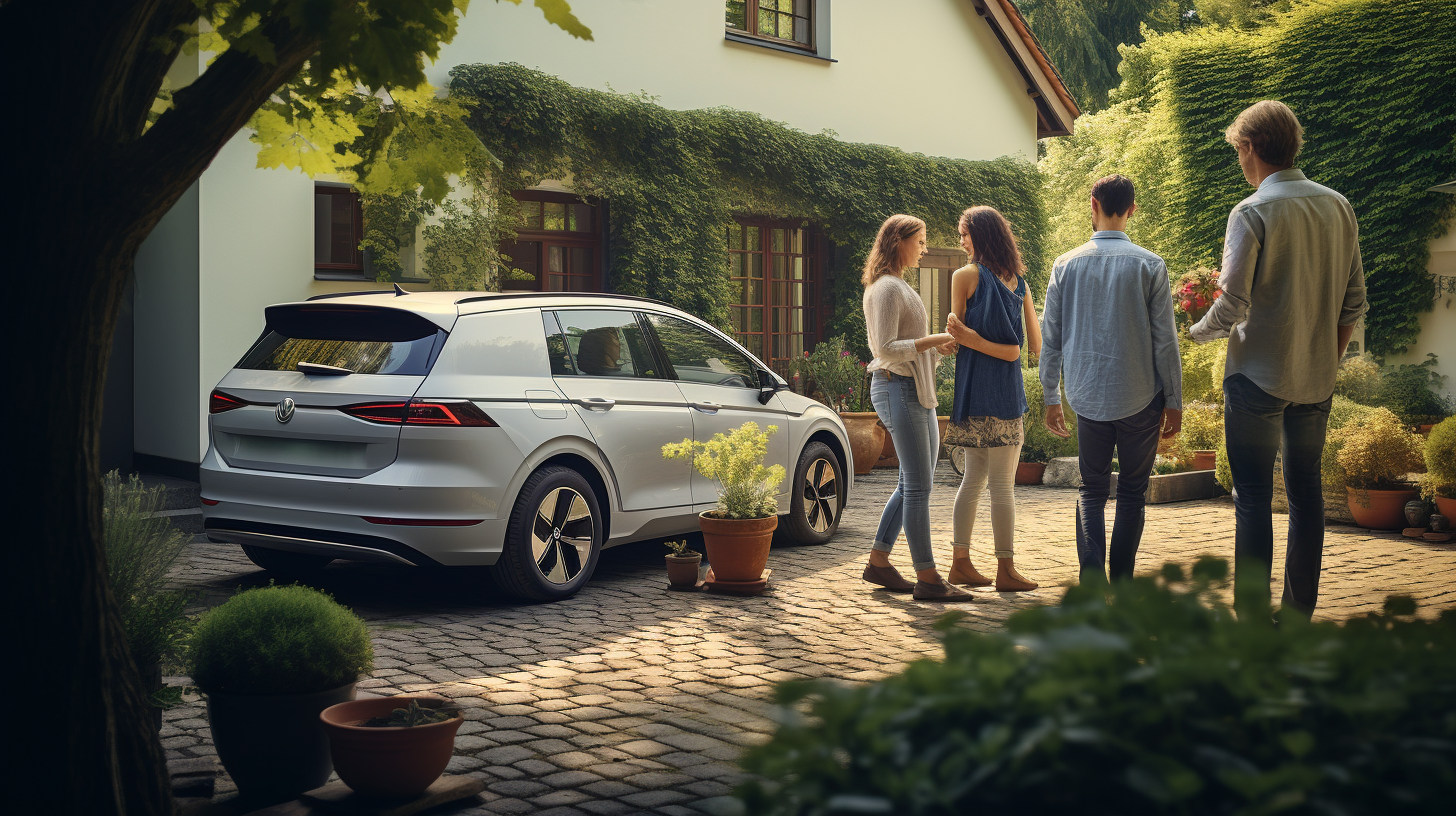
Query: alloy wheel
531 486 595 585
802 457 840 534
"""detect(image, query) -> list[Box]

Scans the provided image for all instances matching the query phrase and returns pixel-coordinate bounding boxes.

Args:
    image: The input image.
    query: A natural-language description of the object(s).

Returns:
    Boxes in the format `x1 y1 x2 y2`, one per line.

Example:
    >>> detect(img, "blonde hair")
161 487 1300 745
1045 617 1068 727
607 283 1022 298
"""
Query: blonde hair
1225 100 1303 169
861 214 926 287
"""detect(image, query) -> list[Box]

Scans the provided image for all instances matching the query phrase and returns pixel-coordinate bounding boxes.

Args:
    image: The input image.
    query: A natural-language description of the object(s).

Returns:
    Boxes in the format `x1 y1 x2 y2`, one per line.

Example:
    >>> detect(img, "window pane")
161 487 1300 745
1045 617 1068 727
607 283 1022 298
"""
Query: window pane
794 0 810 15
554 310 656 378
758 7 775 36
792 256 804 279
542 311 577 376
544 202 567 231
522 201 542 229
730 253 745 277
746 226 761 251
772 255 787 280
648 315 757 387
329 194 355 264
725 0 746 29
789 229 803 254
502 240 541 290
771 228 786 252
738 278 763 305
314 194 333 264
548 245 564 274
749 253 764 279
793 17 808 44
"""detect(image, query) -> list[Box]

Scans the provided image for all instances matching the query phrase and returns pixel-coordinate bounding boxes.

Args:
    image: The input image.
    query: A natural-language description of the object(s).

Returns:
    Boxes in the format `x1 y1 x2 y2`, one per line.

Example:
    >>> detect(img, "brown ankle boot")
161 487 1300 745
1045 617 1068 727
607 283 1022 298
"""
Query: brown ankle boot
862 562 915 592
948 559 993 587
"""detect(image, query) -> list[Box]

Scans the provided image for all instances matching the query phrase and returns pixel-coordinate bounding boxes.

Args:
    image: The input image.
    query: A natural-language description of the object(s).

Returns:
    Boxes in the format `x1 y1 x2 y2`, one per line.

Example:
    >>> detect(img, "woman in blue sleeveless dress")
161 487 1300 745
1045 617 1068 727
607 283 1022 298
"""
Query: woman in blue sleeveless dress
944 206 1042 592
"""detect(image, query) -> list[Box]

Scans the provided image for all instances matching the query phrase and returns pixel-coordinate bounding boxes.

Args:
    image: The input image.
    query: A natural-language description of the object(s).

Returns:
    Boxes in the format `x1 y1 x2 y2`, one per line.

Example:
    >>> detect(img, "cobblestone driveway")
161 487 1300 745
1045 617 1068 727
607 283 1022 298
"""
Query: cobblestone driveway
163 468 1455 815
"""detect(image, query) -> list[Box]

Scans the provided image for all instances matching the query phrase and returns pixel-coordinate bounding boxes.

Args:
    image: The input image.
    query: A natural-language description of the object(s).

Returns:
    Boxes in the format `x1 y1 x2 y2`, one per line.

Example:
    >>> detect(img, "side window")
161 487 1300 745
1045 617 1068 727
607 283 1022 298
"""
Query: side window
542 311 576 376
647 314 758 388
553 310 658 379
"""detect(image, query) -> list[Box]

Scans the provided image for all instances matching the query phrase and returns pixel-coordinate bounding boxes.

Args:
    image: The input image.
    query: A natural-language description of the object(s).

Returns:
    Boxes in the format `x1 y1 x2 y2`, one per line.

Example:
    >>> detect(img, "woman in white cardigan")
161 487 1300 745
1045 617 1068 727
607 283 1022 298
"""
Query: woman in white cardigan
860 214 974 602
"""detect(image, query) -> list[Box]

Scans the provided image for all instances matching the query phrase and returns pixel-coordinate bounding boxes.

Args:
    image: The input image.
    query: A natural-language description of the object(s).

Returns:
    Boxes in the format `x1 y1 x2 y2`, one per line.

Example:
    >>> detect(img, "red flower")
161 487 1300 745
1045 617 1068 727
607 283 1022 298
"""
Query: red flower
1193 295 1207 309
1181 299 1194 311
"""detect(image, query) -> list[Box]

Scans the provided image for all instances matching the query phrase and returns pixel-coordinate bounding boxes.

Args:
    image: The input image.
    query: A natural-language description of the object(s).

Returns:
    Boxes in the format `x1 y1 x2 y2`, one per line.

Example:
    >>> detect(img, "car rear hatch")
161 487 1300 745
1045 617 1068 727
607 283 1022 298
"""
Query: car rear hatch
209 303 453 478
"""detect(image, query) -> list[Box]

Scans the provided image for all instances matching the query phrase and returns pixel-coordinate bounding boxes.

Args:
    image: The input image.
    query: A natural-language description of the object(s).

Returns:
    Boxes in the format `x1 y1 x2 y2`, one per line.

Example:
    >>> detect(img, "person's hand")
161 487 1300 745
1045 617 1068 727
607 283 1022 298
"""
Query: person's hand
1161 408 1183 439
1045 403 1070 438
946 313 978 345
936 338 959 355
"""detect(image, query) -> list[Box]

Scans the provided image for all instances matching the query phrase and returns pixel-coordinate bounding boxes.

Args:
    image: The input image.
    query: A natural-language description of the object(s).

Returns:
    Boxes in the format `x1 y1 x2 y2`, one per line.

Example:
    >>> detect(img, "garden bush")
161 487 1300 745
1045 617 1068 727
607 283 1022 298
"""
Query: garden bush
1373 353 1452 425
104 471 191 674
1322 407 1424 491
1179 337 1227 405
1422 416 1456 499
739 560 1456 815
1022 368 1078 463
188 585 374 695
1170 401 1222 464
1334 354 1383 405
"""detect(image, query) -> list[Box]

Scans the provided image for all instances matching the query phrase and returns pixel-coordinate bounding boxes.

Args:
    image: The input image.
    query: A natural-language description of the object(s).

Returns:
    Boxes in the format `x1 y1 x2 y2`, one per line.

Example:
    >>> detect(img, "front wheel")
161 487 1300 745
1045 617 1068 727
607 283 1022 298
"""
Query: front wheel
783 441 845 545
949 445 967 476
494 466 603 602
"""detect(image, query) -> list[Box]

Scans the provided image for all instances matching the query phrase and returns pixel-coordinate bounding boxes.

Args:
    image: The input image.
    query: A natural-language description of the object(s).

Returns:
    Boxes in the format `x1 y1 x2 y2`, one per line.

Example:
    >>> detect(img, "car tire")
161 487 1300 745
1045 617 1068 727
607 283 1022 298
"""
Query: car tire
494 466 603 602
240 544 333 579
783 441 845 545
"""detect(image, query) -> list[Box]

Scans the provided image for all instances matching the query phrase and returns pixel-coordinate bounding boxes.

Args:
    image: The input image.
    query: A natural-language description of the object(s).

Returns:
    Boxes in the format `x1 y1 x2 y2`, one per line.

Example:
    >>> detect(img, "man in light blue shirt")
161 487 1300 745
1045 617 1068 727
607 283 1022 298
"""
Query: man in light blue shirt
1040 174 1183 582
1191 100 1366 620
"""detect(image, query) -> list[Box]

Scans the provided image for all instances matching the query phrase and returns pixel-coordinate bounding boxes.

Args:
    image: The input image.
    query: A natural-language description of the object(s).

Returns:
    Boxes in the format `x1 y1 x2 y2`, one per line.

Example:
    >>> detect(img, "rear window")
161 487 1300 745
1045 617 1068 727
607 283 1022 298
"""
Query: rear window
238 305 447 376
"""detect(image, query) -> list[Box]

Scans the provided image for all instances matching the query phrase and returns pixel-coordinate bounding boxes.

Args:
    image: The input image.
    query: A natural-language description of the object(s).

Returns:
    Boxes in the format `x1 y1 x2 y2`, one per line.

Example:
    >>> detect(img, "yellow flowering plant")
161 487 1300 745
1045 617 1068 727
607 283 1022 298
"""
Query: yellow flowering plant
663 422 787 520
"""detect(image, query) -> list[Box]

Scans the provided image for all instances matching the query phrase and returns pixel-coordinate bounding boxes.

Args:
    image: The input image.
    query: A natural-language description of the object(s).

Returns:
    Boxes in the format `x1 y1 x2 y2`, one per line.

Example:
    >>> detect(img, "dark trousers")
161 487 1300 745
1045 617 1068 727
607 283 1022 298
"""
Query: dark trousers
1223 374 1331 619
1076 392 1165 582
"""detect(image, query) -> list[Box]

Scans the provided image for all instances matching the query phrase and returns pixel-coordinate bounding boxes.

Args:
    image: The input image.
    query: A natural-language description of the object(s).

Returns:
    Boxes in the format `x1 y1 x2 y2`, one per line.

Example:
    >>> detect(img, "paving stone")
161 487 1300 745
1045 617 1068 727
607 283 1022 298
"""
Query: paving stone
477 745 534 765
614 739 673 758
541 770 606 789
621 790 691 808
489 779 550 798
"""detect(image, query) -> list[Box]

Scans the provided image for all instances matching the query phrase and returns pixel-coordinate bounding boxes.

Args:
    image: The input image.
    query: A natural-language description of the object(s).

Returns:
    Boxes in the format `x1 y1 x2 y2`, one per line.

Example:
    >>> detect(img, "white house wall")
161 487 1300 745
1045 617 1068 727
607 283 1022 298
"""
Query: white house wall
429 0 1038 162
1386 220 1456 402
133 183 202 464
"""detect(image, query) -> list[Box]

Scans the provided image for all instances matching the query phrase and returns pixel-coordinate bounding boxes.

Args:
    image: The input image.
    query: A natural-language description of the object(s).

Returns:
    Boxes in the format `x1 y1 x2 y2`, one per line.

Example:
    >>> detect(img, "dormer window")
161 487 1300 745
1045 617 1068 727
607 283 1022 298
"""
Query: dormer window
726 1 813 49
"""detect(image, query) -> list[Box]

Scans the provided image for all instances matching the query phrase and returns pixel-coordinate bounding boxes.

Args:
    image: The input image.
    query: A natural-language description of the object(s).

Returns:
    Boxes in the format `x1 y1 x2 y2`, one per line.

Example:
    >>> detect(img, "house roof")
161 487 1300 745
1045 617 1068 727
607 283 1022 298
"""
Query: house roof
1431 180 1456 195
972 0 1082 138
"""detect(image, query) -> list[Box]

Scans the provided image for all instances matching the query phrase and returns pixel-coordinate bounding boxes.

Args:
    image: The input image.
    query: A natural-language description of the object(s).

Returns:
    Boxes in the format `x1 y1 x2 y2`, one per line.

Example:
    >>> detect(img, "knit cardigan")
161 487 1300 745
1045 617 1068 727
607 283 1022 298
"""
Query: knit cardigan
863 274 943 410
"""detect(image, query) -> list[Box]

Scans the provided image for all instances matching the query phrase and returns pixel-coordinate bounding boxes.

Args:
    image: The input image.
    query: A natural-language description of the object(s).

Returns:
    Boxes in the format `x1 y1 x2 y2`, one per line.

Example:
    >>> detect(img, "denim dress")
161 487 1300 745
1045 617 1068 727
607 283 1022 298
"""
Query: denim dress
948 265 1028 448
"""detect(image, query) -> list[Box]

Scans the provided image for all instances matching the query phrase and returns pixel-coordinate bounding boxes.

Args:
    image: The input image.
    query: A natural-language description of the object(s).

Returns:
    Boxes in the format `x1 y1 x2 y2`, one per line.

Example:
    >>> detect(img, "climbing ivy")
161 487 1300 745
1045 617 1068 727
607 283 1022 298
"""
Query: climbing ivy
1045 0 1455 357
449 64 1045 355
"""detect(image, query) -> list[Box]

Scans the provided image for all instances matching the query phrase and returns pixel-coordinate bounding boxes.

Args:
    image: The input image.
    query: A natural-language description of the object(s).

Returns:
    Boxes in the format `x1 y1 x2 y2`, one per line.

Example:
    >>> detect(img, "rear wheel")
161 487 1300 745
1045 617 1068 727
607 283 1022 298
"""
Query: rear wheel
239 545 332 580
949 445 967 476
783 441 844 545
494 466 603 602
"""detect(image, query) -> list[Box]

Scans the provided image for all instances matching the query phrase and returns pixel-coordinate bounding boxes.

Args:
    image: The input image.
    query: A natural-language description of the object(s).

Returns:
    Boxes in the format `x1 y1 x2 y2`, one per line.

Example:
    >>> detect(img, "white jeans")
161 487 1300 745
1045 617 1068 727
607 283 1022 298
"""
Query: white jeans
952 443 1021 559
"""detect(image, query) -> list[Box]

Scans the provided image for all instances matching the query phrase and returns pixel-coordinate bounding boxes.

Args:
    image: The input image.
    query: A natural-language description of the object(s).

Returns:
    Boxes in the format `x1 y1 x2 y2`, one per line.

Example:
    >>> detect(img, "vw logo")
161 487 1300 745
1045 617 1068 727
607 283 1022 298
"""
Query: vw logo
275 397 296 424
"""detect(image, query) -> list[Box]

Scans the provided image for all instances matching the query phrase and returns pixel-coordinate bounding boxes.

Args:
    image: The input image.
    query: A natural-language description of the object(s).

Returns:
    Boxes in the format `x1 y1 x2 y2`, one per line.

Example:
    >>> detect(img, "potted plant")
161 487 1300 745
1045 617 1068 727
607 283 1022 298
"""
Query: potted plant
321 698 464 798
1423 416 1456 520
103 471 192 731
1322 408 1425 530
664 539 702 588
1016 369 1078 484
797 337 883 474
663 421 787 585
1170 401 1223 471
188 585 374 803
1171 266 1221 330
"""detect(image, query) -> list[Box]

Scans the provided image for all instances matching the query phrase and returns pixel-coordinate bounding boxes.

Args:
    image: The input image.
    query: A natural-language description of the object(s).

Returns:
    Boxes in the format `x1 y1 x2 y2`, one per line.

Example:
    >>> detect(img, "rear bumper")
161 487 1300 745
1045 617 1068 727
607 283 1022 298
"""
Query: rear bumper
199 448 511 566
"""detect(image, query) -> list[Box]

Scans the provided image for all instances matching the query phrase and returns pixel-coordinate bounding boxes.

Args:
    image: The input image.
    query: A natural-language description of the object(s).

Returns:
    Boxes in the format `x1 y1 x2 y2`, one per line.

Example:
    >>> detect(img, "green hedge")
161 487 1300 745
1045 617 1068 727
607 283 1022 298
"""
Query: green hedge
740 560 1456 814
450 64 1045 354
1045 0 1456 357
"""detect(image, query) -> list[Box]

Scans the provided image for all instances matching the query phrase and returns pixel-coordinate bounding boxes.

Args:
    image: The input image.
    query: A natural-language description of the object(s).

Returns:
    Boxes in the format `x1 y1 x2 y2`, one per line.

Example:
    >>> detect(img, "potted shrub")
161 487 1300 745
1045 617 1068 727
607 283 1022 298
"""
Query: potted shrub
1322 408 1424 530
1423 416 1456 520
103 471 191 731
1016 369 1077 484
663 539 702 588
663 421 787 586
188 585 374 803
1170 401 1223 471
797 337 882 474
321 698 463 798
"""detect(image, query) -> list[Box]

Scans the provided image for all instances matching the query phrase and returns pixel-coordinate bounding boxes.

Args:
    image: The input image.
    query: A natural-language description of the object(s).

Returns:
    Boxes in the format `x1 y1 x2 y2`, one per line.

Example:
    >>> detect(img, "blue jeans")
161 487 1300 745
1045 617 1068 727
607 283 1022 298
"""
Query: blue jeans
869 372 940 571
1224 374 1331 618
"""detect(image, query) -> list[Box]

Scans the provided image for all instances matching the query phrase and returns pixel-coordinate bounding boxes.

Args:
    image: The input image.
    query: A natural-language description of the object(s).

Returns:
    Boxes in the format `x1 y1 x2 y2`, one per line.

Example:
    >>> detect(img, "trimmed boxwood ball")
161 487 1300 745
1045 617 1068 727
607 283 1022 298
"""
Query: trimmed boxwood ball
738 560 1456 814
188 585 373 695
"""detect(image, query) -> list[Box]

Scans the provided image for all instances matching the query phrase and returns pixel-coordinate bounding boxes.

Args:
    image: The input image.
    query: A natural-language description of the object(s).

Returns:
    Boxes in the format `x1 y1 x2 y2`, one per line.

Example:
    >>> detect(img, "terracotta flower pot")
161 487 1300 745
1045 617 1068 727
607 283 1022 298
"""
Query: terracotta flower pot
1346 487 1421 531
698 512 777 582
208 682 357 803
1191 450 1216 471
1435 496 1456 524
1014 462 1045 485
877 429 899 469
665 553 702 587
321 697 464 798
840 412 886 475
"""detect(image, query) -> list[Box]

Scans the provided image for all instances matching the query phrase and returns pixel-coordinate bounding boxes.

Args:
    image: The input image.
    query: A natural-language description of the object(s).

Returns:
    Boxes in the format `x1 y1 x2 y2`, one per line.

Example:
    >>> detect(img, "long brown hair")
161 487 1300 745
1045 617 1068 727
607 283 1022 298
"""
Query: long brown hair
861 214 926 287
958 206 1023 284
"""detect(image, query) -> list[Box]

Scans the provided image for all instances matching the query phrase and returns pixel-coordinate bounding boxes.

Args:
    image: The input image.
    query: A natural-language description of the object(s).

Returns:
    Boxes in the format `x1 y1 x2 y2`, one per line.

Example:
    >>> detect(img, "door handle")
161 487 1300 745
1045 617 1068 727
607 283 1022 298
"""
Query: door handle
692 402 720 414
577 397 616 411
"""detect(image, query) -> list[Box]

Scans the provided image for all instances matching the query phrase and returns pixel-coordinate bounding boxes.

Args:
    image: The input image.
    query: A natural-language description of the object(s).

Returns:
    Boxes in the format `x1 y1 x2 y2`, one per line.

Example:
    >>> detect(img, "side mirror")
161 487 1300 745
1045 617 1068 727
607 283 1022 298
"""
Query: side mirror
757 369 780 404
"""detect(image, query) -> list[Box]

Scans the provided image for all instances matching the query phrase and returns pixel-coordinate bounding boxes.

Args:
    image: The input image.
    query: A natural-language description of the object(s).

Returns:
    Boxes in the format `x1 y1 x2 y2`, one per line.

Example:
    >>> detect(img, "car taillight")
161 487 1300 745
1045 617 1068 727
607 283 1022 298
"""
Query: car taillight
210 391 248 414
340 399 496 427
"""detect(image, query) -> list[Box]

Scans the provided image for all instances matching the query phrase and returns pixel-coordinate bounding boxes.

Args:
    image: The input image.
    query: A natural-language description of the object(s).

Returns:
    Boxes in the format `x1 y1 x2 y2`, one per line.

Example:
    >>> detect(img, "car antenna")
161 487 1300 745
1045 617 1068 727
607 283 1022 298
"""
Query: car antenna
393 284 409 297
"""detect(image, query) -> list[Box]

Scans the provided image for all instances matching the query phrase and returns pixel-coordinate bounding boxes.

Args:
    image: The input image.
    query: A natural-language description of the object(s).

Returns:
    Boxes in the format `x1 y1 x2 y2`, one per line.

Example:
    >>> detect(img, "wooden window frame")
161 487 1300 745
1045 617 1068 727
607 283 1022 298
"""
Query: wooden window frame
728 217 822 377
314 185 364 277
725 1 815 51
503 190 605 293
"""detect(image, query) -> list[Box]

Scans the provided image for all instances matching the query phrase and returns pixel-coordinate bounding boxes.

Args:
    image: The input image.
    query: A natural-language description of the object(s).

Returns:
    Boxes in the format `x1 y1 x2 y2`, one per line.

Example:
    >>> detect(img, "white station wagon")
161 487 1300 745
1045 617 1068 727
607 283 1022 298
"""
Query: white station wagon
201 290 852 601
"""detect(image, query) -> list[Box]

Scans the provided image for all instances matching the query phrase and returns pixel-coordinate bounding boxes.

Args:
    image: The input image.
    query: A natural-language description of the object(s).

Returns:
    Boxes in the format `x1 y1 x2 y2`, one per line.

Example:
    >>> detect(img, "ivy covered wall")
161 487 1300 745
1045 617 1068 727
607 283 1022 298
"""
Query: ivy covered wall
450 63 1045 356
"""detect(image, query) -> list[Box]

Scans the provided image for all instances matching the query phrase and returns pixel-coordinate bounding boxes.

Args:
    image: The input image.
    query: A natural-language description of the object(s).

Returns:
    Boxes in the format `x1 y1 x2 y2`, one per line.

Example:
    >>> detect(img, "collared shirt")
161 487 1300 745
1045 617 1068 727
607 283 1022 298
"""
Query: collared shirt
1191 168 1367 404
1039 230 1182 422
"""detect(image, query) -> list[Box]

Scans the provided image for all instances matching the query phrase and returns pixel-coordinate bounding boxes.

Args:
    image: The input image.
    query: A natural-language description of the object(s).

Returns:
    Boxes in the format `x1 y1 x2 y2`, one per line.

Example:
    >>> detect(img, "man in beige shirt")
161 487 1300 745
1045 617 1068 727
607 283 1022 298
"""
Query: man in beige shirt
1191 100 1367 619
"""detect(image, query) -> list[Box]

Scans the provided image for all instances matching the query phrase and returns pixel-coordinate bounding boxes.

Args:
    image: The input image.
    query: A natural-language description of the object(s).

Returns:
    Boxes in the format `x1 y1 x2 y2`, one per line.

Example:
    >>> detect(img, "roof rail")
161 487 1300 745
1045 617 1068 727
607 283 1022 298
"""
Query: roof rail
454 292 675 309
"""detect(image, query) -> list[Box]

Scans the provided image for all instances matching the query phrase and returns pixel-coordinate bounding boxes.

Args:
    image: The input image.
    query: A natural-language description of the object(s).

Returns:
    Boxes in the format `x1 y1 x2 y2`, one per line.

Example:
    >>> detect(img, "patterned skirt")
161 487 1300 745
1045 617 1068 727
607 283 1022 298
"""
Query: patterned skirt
943 415 1024 449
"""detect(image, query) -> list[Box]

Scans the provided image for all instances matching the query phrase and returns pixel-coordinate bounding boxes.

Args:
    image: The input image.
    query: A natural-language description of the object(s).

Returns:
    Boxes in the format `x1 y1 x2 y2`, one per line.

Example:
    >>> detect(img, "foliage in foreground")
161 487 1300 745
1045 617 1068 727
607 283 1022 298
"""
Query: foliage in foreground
740 559 1456 814
188 585 373 696
103 471 192 674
